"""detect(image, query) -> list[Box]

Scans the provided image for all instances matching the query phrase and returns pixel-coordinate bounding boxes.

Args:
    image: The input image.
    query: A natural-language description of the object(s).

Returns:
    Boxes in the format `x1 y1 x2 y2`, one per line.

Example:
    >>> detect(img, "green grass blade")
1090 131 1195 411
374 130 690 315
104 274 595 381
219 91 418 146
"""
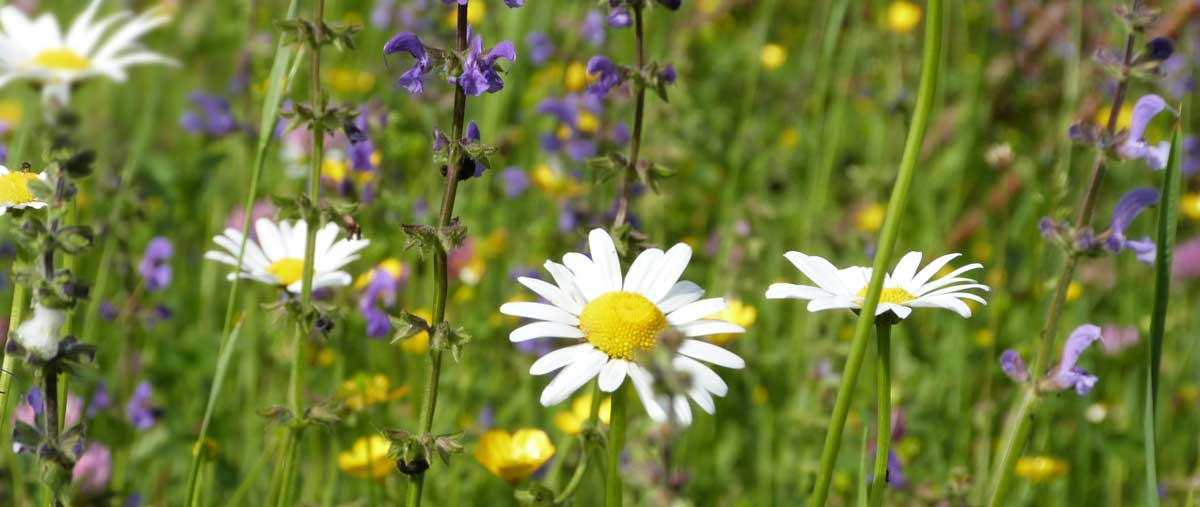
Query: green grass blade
185 316 246 506
1143 108 1183 507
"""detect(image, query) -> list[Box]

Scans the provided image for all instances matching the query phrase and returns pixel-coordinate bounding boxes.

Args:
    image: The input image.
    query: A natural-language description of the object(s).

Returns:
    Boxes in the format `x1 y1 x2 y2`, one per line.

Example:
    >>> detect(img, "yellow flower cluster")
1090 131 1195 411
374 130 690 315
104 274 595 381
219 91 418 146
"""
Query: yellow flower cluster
337 374 410 412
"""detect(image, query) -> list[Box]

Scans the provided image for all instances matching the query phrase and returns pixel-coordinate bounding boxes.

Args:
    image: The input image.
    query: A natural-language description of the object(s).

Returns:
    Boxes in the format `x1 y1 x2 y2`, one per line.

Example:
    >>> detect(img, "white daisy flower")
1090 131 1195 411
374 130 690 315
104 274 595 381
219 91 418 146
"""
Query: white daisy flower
204 218 370 294
500 228 746 425
0 0 174 106
0 165 48 214
765 251 989 320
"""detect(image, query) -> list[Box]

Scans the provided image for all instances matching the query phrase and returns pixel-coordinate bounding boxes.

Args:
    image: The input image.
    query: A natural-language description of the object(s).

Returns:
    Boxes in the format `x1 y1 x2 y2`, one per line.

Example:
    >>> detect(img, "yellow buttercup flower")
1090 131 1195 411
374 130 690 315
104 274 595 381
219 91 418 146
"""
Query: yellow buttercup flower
1065 281 1083 303
328 66 376 95
885 1 922 33
1015 456 1068 482
554 394 612 435
779 127 800 148
474 429 555 484
564 62 590 92
446 1 485 27
338 374 410 412
400 308 434 353
854 202 886 233
706 299 756 346
338 435 393 480
1182 193 1200 221
760 43 787 70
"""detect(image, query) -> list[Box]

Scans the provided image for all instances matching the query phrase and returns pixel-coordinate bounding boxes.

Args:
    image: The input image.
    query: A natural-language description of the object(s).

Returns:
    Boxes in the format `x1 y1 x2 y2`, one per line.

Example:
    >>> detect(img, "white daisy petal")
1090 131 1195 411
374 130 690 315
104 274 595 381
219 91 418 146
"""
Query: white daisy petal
890 251 923 287
627 364 667 421
765 283 830 300
807 297 859 313
688 387 716 414
255 218 286 260
529 343 593 375
876 303 912 320
673 356 728 396
588 228 623 292
562 252 605 301
643 243 693 303
517 277 583 315
597 359 628 392
544 261 588 309
624 248 663 293
540 349 607 406
783 252 849 294
676 319 744 338
907 295 972 317
907 253 961 290
678 339 745 369
510 321 585 342
667 298 726 326
672 395 693 426
499 302 580 326
915 263 984 294
655 281 705 314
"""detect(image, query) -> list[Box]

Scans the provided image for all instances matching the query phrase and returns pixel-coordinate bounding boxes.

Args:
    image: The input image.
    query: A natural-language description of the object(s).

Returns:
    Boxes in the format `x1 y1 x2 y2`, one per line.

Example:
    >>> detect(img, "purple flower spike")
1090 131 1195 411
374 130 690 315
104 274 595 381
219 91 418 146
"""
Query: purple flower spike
500 167 530 197
526 32 554 66
126 382 160 430
457 34 517 96
1050 324 1102 395
1117 94 1174 170
385 32 432 94
586 56 623 98
582 11 606 46
181 92 238 137
504 0 524 7
1000 350 1029 382
465 121 481 143
1105 187 1159 264
138 237 173 292
608 8 632 28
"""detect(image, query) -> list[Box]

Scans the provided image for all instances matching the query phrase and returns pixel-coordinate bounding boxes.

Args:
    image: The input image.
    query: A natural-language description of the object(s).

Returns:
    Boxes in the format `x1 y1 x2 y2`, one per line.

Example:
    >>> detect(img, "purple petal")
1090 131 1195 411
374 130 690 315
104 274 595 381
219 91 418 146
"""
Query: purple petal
1106 187 1159 252
1000 350 1029 382
1051 324 1101 394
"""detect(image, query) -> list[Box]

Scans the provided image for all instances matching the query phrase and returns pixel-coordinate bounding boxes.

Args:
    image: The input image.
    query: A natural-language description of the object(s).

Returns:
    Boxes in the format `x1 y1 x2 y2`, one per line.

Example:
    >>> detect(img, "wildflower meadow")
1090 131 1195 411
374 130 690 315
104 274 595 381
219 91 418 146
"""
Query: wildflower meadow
0 0 1199 506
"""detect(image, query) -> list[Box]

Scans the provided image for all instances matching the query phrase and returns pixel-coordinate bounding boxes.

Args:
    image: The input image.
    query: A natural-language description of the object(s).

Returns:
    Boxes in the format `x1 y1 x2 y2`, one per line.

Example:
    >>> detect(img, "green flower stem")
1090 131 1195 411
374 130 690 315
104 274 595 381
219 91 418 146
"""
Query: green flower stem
986 5 1139 504
807 0 942 504
0 282 28 450
867 323 892 507
405 4 470 507
276 1 325 506
611 2 644 230
606 384 627 507
555 381 603 503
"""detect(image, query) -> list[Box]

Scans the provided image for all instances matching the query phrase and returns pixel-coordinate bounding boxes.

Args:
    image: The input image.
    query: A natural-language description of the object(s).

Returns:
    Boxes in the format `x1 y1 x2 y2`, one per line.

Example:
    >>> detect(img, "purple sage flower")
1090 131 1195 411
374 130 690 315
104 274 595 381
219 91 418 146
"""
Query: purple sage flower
138 237 173 292
358 266 403 339
526 32 554 66
608 8 632 28
180 92 239 137
1049 324 1102 395
384 33 433 94
125 382 160 430
586 55 623 98
500 166 530 197
1117 94 1174 170
1105 187 1159 264
453 29 517 96
659 64 677 84
582 10 606 46
999 349 1029 382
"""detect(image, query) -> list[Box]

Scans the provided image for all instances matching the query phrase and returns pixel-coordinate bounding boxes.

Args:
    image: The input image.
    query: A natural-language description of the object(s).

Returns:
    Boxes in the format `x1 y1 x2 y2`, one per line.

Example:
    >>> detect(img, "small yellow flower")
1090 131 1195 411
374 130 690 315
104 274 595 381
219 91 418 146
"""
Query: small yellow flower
554 394 612 434
1065 281 1083 303
564 62 590 92
854 203 886 233
575 111 599 134
885 1 922 33
338 435 393 480
974 329 995 348
338 374 411 412
401 308 434 353
531 163 581 197
779 127 800 148
328 66 376 95
354 259 407 290
474 429 556 484
706 299 756 346
759 43 787 70
752 385 769 405
1095 104 1134 131
1015 456 1068 482
1182 193 1200 221
971 241 993 263
446 1 485 27
307 346 337 367
0 100 22 129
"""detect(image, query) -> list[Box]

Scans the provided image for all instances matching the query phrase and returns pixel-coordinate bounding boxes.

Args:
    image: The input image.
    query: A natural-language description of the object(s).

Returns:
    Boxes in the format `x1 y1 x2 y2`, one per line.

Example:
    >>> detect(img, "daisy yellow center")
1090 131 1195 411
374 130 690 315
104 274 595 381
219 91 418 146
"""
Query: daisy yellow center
578 291 666 361
32 49 90 72
267 258 305 286
0 172 40 204
856 286 917 305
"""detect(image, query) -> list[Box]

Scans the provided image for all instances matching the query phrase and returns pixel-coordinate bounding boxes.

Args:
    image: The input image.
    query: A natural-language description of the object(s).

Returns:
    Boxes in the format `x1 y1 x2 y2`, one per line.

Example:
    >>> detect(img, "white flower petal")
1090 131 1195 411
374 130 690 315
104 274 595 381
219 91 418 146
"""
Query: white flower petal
499 302 580 326
783 252 850 294
623 248 663 293
889 251 923 287
510 321 585 342
597 359 628 392
667 298 726 326
678 339 745 369
765 283 830 300
675 320 744 338
255 218 286 261
562 252 606 301
673 356 728 397
544 261 588 310
588 228 623 292
529 343 592 375
906 253 961 291
643 243 693 303
655 281 705 314
688 387 715 414
672 395 692 426
540 348 607 406
627 364 667 422
517 277 583 315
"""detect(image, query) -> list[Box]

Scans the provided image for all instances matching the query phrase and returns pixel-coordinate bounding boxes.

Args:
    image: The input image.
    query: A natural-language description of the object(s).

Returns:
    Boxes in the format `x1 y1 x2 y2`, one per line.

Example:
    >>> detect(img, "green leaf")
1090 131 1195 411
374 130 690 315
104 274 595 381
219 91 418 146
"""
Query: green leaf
389 310 431 344
1143 108 1182 507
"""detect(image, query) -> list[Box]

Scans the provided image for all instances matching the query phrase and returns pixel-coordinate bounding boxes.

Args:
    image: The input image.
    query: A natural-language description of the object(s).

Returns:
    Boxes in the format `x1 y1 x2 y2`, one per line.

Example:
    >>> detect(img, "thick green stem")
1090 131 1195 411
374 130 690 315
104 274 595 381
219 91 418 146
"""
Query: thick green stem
867 323 892 507
405 4 470 507
611 3 645 229
807 0 942 505
0 283 28 448
606 384 627 507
